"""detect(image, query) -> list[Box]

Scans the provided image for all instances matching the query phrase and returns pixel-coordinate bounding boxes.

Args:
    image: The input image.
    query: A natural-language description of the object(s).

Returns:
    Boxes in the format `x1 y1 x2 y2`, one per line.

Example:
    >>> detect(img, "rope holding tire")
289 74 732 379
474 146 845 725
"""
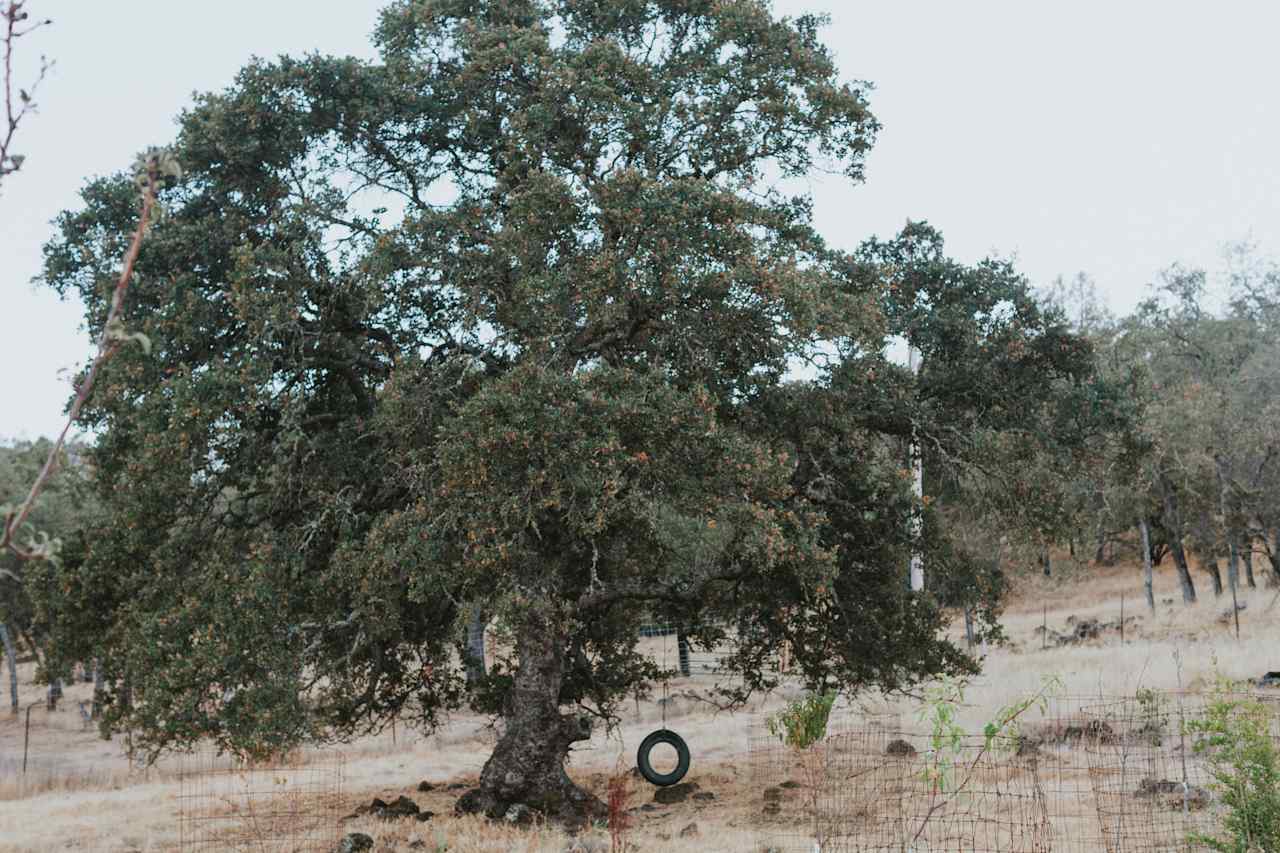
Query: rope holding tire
636 728 690 787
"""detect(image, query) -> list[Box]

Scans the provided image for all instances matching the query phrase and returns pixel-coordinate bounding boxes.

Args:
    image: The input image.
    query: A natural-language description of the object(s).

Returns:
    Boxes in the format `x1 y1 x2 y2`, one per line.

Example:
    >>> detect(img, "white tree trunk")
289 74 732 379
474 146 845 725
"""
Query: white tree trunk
465 607 487 686
908 345 924 592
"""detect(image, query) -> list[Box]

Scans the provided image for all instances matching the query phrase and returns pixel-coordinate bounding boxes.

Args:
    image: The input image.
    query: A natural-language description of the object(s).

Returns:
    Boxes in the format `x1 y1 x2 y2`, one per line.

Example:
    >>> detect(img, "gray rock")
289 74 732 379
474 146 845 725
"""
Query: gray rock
885 739 916 757
504 803 534 824
335 833 374 853
654 781 698 804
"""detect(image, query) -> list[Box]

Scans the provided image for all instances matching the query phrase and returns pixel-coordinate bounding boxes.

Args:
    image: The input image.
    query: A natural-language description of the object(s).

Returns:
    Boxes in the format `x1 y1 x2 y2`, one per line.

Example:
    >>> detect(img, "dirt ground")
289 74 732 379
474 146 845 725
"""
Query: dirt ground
2 553 1276 851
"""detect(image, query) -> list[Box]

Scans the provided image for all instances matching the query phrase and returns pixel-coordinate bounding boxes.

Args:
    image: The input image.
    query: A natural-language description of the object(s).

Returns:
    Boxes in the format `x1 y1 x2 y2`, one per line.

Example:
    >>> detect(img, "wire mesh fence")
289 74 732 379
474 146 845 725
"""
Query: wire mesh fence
175 748 346 852
748 691 1280 852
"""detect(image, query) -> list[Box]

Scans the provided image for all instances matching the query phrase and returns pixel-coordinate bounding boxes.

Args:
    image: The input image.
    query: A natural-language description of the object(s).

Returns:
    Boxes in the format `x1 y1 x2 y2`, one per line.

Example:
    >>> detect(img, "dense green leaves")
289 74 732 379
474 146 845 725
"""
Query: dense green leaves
29 1 1097 764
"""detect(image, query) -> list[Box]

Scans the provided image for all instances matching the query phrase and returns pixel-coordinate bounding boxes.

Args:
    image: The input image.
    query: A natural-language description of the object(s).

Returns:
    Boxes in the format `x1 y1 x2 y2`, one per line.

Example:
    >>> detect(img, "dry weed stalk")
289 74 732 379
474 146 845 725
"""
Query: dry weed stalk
606 757 633 853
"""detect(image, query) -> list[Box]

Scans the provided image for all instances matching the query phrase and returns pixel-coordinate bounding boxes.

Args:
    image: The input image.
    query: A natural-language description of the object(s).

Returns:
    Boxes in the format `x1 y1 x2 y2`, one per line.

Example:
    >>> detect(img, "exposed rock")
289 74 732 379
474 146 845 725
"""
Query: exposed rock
1061 720 1118 744
504 803 535 825
679 822 700 838
416 780 435 793
885 739 917 757
1134 777 1212 810
1135 778 1183 797
345 795 427 822
691 791 715 802
335 833 374 853
1015 735 1041 756
762 787 782 802
1218 602 1247 625
654 782 699 804
1042 615 1139 646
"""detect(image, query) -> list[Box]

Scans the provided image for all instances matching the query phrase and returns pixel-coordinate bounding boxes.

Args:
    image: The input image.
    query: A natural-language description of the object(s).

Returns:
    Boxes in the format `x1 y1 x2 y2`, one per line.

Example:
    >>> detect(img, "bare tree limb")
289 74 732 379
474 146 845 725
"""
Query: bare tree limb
0 1 51 182
2 155 166 558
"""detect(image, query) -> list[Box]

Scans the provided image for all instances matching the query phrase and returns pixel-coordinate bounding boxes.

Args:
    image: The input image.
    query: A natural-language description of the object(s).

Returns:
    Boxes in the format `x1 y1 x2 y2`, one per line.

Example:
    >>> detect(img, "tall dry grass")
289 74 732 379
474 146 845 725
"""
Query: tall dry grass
2 553 1275 851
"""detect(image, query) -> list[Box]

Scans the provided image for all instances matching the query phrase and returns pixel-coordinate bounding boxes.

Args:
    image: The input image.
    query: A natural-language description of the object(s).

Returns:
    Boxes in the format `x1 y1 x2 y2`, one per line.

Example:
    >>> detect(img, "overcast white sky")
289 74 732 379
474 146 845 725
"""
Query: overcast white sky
2 1 1276 440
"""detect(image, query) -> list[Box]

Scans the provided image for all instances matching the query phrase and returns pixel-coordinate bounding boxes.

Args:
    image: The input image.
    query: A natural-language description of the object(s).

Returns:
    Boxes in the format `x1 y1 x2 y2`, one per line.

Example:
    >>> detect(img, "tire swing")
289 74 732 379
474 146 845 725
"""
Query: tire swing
636 627 691 787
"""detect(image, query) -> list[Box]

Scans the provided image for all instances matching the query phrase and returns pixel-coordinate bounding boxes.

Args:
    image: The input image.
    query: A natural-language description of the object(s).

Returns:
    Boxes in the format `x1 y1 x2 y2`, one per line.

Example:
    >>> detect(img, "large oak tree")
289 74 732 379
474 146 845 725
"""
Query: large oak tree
32 0 1100 824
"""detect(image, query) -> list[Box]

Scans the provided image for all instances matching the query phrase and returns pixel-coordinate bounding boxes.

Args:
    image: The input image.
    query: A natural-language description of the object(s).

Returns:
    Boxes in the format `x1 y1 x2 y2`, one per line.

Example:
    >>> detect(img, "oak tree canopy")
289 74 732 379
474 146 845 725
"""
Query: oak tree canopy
32 0 1100 824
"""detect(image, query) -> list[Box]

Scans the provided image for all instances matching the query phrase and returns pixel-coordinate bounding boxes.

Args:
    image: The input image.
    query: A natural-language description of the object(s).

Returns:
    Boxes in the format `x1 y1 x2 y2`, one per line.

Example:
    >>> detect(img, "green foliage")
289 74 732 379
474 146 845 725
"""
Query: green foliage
31 0 1099 769
1187 681 1280 852
0 439 98 623
766 690 837 751
1135 686 1170 742
917 674 1062 793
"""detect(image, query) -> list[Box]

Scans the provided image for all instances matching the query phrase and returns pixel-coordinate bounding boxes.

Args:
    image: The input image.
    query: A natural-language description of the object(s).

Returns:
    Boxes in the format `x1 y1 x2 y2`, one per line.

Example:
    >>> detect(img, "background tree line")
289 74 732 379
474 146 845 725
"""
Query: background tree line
1017 246 1280 610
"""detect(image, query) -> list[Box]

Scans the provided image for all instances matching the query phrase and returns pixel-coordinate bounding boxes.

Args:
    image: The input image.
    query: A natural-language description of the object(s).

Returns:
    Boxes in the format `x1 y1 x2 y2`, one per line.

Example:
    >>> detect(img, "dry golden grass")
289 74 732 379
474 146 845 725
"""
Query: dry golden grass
1 553 1275 851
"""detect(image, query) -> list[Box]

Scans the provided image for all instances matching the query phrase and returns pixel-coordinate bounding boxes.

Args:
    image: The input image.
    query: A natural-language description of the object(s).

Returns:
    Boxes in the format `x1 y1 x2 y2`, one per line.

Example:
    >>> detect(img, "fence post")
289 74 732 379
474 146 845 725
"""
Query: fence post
676 627 691 678
23 700 36 774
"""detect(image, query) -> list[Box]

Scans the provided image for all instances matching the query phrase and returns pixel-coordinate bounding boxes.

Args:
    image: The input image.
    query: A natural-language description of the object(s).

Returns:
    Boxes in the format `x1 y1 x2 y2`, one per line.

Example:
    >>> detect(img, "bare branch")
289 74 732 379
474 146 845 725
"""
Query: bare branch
3 156 165 557
0 1 52 182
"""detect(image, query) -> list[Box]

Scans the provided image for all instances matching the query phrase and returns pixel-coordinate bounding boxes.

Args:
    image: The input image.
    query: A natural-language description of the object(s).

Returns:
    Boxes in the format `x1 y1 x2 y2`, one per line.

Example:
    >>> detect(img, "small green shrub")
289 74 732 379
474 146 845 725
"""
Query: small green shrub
1187 681 1280 852
1135 686 1170 743
767 690 837 750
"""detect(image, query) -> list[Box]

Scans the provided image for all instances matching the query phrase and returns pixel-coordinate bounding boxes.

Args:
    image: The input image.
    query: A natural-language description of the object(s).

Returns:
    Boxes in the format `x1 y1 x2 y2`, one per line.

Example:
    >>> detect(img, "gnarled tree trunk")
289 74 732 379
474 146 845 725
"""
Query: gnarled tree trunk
456 609 605 827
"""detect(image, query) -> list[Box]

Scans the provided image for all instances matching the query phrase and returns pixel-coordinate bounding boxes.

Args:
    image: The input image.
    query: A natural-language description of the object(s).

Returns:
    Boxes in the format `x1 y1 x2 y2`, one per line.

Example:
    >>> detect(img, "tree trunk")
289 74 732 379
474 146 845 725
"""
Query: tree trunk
1093 524 1107 565
1139 519 1155 613
1041 545 1051 577
963 607 975 647
456 610 605 827
92 659 105 721
464 606 488 687
1270 527 1280 585
676 627 691 678
1159 473 1197 603
0 623 17 716
1205 558 1224 597
1242 538 1257 589
47 677 62 712
1227 541 1240 594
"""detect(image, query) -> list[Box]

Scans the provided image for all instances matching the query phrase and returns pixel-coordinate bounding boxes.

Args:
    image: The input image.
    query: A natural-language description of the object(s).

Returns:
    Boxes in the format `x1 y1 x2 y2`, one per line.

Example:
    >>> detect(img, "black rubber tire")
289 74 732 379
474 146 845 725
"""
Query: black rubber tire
636 729 690 787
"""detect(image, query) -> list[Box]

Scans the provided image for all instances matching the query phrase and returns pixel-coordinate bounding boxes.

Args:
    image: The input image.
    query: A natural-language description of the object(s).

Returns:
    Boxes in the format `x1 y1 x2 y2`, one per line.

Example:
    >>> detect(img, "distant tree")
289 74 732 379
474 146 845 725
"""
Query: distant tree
32 1 1098 825
1040 271 1114 338
0 439 99 712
